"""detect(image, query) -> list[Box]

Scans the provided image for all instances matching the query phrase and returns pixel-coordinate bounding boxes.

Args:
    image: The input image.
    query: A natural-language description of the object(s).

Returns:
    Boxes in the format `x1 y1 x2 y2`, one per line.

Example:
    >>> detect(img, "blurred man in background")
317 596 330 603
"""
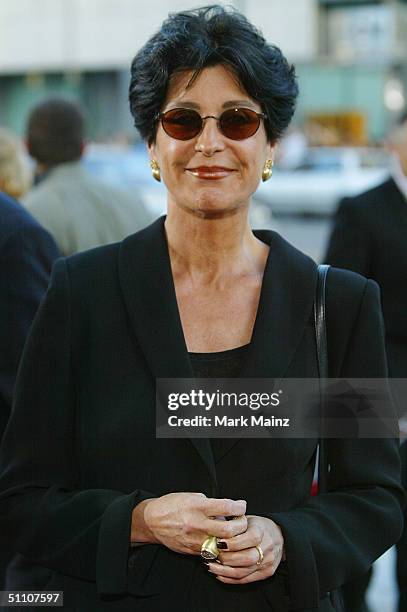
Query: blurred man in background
325 111 407 612
23 98 153 256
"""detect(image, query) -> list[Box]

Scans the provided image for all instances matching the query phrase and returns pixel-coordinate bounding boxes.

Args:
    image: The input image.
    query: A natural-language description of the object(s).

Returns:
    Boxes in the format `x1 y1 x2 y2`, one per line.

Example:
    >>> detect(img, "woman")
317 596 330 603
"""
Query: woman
0 6 404 611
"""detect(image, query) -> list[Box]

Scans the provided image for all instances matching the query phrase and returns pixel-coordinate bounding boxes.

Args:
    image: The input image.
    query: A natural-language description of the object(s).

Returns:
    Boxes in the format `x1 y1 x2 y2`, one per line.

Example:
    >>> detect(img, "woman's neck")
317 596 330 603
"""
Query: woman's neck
164 205 269 287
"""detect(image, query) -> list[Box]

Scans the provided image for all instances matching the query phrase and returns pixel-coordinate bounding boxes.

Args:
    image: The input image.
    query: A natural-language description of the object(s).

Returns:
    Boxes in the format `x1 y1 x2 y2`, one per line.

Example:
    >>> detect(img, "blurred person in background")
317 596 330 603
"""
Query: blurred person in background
23 98 153 256
0 188 59 586
0 127 32 199
0 6 404 611
325 110 407 612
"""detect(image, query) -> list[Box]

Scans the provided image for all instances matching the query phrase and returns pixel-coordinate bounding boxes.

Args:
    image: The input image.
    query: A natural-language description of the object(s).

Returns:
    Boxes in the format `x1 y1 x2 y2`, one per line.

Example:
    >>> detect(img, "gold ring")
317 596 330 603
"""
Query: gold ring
201 535 219 560
255 544 264 565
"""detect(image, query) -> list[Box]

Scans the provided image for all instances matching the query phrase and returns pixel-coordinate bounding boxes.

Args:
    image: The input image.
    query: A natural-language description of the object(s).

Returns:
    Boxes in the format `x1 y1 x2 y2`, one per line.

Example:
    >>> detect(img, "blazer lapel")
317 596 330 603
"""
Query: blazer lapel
215 229 318 460
243 229 318 380
118 216 217 489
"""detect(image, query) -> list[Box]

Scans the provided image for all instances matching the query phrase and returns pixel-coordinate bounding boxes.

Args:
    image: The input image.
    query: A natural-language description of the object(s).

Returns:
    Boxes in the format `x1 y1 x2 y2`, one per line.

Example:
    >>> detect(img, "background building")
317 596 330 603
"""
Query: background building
1 0 406 143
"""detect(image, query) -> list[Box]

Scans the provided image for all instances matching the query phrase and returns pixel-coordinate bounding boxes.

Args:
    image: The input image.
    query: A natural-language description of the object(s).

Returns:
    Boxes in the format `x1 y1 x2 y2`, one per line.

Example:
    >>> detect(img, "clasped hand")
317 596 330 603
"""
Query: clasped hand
133 492 284 585
207 514 285 585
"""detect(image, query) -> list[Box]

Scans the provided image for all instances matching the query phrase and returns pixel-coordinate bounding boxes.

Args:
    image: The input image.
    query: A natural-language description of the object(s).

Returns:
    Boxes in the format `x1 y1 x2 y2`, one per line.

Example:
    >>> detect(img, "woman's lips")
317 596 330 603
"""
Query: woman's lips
186 166 236 180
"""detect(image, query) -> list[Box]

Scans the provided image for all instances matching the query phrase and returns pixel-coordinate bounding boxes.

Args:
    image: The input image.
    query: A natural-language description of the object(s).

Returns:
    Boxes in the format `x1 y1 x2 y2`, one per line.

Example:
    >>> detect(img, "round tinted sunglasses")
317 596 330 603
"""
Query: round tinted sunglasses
156 107 267 141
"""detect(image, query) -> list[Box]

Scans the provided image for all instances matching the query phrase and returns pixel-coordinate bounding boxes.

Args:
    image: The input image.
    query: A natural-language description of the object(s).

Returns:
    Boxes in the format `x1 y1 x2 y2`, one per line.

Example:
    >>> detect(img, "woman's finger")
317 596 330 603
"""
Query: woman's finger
201 515 247 540
214 570 268 585
216 522 263 552
218 546 261 567
203 498 247 518
206 561 260 580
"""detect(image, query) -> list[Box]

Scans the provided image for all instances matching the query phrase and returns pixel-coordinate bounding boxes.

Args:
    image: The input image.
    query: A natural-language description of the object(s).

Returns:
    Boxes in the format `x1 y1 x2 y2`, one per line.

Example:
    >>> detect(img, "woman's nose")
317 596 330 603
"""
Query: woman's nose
194 117 225 155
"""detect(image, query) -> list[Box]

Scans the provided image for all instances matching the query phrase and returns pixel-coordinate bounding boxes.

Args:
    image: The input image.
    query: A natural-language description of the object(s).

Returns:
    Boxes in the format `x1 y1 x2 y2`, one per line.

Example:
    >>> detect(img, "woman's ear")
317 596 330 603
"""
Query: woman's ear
267 142 276 163
147 140 156 163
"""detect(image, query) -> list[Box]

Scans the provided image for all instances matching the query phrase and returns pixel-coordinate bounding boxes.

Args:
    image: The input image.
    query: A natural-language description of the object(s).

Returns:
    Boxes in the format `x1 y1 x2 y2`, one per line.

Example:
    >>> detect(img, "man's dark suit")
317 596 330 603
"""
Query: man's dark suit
325 177 407 612
0 217 403 611
0 191 59 589
325 177 407 379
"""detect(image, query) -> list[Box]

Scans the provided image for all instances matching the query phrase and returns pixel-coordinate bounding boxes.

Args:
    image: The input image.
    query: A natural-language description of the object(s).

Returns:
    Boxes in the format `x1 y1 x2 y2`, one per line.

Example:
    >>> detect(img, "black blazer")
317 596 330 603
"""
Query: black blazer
324 177 407 378
0 216 403 612
0 192 59 440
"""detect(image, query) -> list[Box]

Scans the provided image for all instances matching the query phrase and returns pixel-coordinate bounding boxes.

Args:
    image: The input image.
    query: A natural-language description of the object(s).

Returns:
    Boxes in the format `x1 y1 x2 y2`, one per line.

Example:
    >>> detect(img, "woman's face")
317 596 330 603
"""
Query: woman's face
148 64 275 218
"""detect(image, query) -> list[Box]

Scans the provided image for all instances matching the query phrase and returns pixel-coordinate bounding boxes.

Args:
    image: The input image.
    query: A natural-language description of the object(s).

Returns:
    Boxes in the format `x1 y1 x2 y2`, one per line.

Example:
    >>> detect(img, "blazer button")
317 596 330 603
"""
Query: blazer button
128 556 135 569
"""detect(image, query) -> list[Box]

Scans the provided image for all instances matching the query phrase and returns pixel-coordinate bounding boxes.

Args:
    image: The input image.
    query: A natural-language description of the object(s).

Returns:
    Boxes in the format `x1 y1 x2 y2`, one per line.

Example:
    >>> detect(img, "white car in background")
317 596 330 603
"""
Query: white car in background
255 147 390 216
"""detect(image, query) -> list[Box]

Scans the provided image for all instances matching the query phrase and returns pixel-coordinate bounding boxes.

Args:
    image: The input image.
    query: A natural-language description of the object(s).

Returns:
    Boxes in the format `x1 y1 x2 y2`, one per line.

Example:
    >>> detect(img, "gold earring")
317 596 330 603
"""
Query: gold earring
262 159 273 182
150 159 161 182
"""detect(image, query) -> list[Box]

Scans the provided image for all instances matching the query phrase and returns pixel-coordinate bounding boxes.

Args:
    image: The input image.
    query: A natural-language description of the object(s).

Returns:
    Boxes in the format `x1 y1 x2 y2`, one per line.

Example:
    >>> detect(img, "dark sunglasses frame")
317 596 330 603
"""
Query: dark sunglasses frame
155 107 267 141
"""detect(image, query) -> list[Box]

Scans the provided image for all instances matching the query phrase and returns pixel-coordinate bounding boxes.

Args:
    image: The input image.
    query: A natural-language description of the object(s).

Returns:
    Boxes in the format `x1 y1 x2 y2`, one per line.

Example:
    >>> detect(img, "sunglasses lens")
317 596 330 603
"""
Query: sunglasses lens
161 109 201 140
220 108 261 140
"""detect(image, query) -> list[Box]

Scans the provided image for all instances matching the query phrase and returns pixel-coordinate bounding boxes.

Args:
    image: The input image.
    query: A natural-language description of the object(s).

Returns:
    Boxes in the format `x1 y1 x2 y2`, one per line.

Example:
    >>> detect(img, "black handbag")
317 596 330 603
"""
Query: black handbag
314 264 345 612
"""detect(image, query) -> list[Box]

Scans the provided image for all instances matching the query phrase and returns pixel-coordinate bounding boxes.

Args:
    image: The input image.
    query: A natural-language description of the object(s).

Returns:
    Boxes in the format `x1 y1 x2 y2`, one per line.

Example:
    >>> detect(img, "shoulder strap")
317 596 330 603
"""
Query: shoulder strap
314 265 345 611
314 264 330 379
314 264 330 494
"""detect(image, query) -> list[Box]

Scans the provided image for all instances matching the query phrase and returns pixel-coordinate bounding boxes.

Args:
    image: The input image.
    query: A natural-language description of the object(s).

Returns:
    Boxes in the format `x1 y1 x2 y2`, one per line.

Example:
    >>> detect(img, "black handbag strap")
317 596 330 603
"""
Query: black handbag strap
314 264 345 611
314 264 330 495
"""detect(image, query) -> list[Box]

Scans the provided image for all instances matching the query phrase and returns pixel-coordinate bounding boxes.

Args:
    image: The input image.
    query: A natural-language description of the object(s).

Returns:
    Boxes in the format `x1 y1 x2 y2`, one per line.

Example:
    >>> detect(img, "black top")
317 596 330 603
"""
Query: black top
189 344 250 462
189 343 249 378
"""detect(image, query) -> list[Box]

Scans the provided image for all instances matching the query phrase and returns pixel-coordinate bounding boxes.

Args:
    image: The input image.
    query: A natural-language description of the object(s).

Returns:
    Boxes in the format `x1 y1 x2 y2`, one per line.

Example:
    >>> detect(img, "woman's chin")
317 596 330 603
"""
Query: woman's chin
175 193 247 219
194 206 240 220
184 202 242 219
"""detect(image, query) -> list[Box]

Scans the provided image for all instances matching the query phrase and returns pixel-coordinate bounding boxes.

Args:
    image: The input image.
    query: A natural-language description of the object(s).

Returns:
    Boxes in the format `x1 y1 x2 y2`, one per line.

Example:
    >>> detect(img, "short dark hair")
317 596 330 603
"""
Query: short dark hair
129 4 298 144
27 98 84 165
